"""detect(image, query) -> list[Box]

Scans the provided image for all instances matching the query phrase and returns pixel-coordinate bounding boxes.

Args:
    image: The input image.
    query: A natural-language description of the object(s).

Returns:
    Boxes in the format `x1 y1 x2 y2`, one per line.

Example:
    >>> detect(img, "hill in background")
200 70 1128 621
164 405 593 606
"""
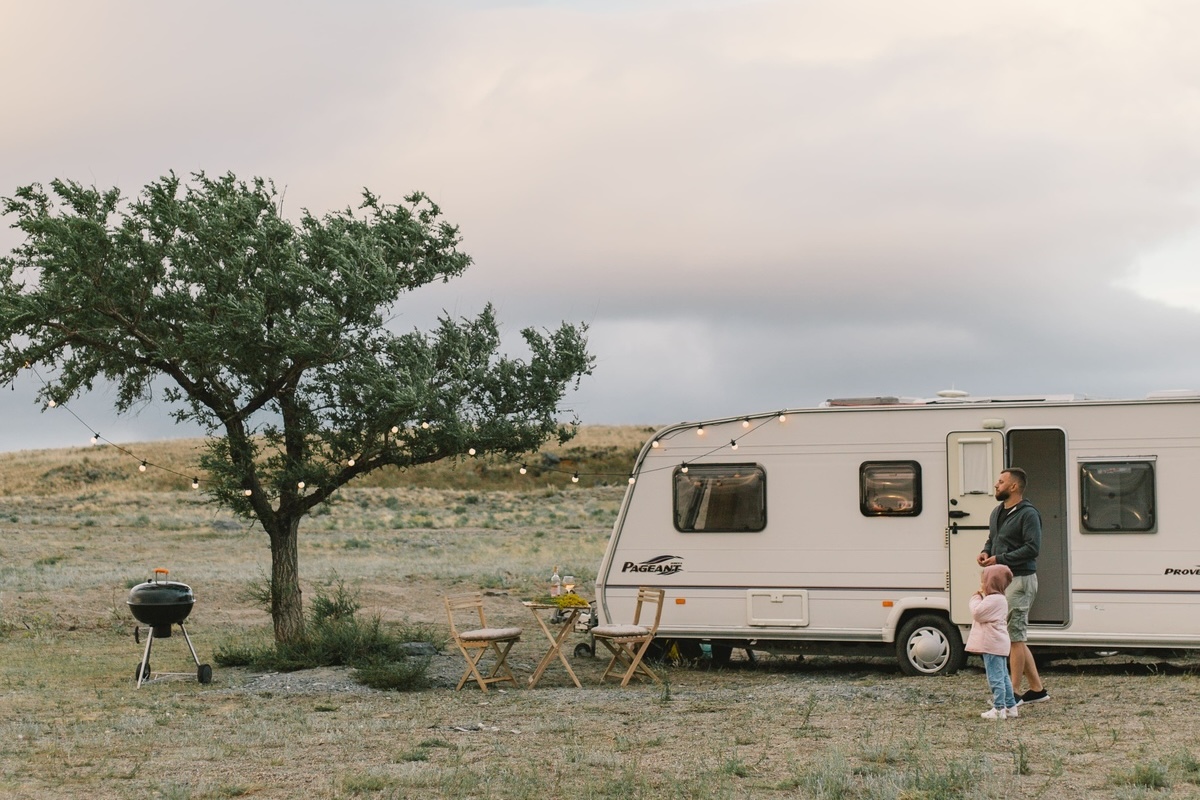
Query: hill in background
0 425 656 497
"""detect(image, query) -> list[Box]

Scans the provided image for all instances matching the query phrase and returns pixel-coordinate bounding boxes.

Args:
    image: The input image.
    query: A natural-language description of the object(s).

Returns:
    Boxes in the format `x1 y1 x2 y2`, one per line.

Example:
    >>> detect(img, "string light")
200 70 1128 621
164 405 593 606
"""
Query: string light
730 439 738 451
519 464 527 475
628 473 636 484
297 481 306 489
572 472 579 483
697 425 705 436
778 412 788 423
243 489 252 496
742 417 750 428
681 463 689 474
421 420 430 429
91 433 100 445
192 477 200 490
139 461 147 472
468 447 476 456
651 439 660 448
47 399 56 408
347 458 355 466
391 425 399 434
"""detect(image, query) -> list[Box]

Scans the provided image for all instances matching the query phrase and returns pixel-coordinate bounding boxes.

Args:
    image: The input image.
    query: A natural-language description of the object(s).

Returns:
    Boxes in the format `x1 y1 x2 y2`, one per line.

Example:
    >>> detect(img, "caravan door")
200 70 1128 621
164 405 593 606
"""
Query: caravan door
947 431 1004 625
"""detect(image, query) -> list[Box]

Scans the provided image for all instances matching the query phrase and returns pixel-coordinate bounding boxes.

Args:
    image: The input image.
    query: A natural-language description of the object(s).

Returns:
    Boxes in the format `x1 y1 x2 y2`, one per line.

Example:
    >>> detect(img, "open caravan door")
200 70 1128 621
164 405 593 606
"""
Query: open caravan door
947 431 1004 625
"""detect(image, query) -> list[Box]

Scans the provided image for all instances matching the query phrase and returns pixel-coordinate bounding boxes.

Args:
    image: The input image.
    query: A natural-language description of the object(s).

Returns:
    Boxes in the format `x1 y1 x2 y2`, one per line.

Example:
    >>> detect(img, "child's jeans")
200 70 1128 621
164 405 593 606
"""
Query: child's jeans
982 653 1017 710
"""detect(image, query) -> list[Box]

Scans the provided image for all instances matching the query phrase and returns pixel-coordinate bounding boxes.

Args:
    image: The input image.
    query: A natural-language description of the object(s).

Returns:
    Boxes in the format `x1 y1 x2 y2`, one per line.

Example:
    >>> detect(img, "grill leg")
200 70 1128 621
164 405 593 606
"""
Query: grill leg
179 624 202 667
136 629 155 688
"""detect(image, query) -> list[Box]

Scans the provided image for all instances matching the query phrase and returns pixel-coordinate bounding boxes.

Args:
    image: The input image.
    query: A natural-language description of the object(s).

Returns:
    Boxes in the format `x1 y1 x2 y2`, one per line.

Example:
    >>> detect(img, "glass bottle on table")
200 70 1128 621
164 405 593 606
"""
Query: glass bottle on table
563 575 576 595
550 565 561 598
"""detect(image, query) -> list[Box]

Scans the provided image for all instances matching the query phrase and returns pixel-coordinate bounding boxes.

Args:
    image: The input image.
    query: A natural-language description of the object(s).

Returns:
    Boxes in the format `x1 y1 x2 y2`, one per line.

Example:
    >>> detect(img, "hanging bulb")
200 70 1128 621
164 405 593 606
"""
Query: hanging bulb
191 477 200 490
91 433 100 445
519 464 528 475
391 425 399 434
742 417 751 428
47 399 56 408
297 481 306 489
730 439 738 451
468 447 476 456
347 457 356 466
139 461 147 472
681 463 689 474
778 412 788 423
243 488 253 496
571 472 579 483
651 439 660 448
628 474 636 485
421 420 430 429
697 425 705 436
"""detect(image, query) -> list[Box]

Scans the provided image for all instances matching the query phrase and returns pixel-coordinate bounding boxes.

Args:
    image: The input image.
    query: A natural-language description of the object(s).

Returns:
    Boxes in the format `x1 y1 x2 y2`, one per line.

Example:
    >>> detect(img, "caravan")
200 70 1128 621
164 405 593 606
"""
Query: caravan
594 391 1200 675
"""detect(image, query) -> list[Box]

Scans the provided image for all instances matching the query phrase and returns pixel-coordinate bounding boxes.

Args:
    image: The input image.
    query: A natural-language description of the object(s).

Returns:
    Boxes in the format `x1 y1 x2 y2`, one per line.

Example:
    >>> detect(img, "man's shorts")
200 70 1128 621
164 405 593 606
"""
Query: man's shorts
1005 573 1038 643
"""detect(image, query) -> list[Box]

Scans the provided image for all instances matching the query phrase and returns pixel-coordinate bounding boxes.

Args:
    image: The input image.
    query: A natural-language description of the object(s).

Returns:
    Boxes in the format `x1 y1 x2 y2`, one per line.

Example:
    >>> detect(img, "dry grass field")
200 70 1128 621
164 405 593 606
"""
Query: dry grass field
3 426 1200 799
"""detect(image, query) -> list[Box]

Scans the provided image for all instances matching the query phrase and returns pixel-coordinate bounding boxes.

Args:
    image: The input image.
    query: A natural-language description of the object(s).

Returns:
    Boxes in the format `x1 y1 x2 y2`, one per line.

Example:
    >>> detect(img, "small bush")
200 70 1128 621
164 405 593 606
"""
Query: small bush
214 580 433 691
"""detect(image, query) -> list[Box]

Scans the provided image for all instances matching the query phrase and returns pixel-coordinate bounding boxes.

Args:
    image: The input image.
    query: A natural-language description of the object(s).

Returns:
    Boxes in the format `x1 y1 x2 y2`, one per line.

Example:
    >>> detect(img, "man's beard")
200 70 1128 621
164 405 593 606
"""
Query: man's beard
996 489 1010 502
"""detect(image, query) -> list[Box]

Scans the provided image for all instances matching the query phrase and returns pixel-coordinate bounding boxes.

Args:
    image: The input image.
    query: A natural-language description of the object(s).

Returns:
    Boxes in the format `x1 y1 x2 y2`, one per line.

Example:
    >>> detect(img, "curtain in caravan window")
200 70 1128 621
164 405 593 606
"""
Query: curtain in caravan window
959 439 993 495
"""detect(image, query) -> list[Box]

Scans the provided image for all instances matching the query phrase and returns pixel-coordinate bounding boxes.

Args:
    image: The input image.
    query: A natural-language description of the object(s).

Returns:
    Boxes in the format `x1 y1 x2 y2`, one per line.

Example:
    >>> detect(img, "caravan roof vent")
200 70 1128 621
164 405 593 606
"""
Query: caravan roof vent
936 389 970 399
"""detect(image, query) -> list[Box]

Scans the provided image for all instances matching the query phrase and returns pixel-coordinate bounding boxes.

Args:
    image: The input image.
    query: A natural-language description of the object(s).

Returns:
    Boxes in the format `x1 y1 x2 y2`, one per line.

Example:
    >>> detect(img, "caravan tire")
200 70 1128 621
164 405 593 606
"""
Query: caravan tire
896 614 964 677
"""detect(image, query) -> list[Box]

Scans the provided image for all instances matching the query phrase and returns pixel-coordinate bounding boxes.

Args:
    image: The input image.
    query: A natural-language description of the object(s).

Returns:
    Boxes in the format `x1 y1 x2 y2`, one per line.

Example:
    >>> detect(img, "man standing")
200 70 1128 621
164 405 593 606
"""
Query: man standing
977 467 1049 704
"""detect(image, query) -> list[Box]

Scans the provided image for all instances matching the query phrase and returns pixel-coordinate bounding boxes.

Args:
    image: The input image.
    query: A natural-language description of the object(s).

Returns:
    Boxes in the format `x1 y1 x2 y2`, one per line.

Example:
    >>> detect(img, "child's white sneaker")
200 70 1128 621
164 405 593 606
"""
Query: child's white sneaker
980 707 1006 719
1006 705 1019 719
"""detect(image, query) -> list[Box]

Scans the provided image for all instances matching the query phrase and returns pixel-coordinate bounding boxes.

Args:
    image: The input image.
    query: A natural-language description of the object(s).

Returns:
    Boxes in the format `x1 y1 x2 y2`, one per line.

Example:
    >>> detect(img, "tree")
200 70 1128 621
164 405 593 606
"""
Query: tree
0 171 593 644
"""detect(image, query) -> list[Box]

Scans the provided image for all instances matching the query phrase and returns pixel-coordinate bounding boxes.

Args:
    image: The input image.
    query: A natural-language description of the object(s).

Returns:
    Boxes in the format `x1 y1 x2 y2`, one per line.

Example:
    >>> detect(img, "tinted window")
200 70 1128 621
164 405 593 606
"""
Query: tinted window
1080 461 1156 533
860 461 922 516
673 464 766 532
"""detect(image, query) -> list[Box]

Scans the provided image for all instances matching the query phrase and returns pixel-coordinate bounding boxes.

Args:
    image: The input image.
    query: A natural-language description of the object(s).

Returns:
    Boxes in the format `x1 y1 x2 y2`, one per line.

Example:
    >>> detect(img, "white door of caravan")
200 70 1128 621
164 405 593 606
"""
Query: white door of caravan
947 431 1004 625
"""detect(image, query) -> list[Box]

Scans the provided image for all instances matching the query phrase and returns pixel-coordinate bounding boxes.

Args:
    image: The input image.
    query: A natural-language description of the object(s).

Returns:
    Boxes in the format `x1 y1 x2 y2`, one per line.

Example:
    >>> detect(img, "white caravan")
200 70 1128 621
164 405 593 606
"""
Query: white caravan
594 391 1200 675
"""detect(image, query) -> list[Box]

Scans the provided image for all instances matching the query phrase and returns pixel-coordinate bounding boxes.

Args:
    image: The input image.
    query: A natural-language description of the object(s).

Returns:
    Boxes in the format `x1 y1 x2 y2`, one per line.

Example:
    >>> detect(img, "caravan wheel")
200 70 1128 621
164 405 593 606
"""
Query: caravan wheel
896 614 964 676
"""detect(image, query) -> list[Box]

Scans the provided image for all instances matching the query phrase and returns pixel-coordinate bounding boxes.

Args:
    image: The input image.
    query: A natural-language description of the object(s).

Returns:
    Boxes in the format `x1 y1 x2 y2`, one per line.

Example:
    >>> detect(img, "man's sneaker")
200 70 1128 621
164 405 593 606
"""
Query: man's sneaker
1006 705 1019 719
1020 689 1050 704
980 707 1006 720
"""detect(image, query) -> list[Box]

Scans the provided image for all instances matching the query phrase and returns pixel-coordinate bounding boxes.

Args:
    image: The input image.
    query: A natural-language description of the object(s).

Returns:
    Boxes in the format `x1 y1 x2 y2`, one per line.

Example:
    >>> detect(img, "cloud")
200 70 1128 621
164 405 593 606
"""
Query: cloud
3 0 1200 450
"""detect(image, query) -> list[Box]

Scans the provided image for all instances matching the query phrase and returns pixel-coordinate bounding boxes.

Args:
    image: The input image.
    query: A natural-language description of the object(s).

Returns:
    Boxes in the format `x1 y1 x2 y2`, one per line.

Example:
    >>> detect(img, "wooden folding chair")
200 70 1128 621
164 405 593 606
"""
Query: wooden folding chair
591 586 665 687
444 592 523 692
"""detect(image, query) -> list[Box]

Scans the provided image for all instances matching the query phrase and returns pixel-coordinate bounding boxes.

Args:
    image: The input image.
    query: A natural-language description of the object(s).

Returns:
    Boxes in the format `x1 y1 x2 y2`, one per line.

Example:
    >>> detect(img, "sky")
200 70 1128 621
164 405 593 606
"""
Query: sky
3 0 1200 452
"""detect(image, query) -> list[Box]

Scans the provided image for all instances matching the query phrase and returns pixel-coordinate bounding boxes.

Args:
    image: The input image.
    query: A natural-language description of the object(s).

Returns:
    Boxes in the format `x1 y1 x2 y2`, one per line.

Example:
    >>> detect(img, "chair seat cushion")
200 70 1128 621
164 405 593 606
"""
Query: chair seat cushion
459 626 522 641
593 624 649 637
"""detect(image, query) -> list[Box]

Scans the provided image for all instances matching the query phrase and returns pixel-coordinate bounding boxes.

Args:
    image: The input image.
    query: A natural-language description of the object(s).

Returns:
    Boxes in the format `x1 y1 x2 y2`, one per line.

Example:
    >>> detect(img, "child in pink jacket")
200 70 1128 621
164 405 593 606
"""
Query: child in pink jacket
967 564 1018 719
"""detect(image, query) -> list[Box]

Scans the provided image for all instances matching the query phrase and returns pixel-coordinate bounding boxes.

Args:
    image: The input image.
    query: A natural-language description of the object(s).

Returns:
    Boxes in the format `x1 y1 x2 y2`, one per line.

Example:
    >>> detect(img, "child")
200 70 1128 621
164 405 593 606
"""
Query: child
967 563 1018 719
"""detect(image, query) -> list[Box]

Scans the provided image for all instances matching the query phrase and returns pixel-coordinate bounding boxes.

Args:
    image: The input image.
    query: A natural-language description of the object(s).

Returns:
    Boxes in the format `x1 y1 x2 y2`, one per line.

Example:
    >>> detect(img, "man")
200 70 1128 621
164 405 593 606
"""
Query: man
977 467 1049 704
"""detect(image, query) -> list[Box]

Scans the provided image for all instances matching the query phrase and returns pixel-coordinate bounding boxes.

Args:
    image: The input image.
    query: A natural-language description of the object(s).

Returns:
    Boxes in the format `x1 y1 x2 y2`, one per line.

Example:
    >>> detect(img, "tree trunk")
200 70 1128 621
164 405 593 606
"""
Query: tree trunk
269 515 305 645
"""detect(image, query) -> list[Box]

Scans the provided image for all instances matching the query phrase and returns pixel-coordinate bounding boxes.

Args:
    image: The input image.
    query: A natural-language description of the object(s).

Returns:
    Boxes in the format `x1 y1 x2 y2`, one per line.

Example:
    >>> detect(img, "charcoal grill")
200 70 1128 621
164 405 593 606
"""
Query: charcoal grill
127 568 212 687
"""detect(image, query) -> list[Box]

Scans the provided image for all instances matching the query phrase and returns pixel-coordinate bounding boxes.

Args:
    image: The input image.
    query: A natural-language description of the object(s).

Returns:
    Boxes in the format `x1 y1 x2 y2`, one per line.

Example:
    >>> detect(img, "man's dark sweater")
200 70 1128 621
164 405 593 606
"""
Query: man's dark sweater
983 498 1041 576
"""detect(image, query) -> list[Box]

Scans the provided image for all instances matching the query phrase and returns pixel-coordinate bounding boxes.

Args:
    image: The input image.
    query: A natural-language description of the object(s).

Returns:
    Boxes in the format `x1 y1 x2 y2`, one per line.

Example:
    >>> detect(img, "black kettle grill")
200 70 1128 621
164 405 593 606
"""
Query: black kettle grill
127 568 212 687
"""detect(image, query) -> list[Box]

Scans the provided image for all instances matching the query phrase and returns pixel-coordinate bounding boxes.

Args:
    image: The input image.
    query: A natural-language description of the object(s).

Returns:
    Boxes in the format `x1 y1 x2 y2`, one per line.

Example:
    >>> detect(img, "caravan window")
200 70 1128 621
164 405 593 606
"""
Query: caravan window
860 461 922 516
673 464 766 532
1080 461 1156 533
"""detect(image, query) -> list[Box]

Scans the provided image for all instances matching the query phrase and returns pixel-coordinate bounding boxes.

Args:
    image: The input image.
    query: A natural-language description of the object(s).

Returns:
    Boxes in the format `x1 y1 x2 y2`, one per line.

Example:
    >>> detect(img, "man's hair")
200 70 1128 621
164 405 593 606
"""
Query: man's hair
1003 467 1028 491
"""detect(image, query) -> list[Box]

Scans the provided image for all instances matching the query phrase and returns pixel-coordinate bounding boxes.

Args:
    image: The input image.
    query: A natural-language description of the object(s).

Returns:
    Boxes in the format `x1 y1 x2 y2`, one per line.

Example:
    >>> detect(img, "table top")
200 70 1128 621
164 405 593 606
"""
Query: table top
522 598 589 610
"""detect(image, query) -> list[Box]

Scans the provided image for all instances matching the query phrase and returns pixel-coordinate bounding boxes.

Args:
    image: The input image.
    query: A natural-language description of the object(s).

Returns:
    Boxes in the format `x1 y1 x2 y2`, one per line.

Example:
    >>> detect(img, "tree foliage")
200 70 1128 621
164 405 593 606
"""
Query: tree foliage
0 171 593 643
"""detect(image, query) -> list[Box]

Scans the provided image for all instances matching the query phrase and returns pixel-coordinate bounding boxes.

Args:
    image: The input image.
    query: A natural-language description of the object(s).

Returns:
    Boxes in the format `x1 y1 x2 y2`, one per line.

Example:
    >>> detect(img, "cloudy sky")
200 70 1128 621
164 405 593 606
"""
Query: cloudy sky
3 0 1200 452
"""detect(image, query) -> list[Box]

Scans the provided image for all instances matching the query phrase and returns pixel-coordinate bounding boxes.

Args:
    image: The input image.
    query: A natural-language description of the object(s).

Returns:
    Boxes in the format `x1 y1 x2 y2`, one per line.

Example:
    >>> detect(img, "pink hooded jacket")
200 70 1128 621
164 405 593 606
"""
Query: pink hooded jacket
965 564 1013 656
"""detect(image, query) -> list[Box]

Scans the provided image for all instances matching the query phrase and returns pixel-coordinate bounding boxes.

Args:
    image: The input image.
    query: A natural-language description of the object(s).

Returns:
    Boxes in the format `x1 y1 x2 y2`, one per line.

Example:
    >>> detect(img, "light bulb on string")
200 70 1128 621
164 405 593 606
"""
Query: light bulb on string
651 439 660 448
519 464 527 475
297 481 306 490
347 458 355 466
778 412 788 423
192 477 200 490
421 420 430 429
391 425 399 434
730 439 738 451
571 473 579 483
243 489 252 496
681 463 689 474
696 425 705 436
468 447 476 456
139 461 147 473
91 433 100 445
742 417 751 428
47 399 56 408
628 473 636 485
